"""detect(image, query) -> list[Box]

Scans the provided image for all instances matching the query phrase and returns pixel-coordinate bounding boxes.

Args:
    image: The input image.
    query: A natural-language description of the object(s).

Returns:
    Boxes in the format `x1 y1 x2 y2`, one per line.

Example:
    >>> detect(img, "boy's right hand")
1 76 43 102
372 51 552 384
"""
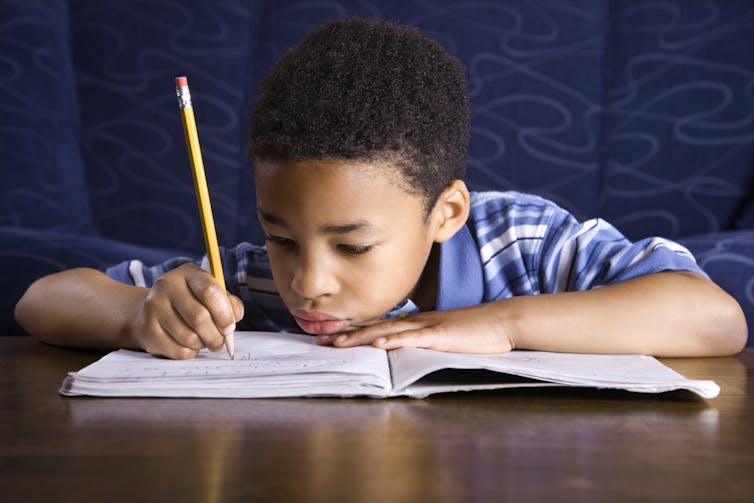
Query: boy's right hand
130 263 244 359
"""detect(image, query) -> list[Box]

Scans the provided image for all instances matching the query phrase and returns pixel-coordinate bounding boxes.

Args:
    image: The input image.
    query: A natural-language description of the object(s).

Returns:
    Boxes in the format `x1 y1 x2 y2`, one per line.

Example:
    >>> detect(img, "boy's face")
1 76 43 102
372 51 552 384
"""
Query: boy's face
254 158 440 335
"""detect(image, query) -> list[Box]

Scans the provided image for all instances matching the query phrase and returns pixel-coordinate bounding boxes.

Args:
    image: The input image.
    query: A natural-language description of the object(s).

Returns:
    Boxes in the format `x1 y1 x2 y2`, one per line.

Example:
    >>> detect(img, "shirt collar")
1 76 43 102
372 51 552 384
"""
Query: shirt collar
435 224 485 311
381 224 484 319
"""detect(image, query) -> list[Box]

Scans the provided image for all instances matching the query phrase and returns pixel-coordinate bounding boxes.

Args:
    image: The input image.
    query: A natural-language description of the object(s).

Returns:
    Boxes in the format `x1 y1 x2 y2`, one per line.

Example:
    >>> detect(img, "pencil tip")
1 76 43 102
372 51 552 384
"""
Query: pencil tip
226 335 235 360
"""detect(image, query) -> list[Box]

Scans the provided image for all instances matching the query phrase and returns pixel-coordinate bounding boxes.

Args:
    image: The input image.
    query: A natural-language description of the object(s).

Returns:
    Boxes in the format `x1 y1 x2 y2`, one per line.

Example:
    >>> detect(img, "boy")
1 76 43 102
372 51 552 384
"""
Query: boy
15 19 746 359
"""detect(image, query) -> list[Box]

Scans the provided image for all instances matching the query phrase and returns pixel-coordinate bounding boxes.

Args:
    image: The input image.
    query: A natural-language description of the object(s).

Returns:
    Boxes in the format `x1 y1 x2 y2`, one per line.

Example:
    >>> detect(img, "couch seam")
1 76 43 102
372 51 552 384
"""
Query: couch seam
236 0 265 245
597 0 611 220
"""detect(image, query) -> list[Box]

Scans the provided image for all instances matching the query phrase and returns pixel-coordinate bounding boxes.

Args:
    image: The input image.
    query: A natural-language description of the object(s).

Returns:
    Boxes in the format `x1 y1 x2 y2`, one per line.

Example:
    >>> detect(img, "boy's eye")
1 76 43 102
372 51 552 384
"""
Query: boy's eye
264 234 372 256
264 234 295 247
337 244 374 256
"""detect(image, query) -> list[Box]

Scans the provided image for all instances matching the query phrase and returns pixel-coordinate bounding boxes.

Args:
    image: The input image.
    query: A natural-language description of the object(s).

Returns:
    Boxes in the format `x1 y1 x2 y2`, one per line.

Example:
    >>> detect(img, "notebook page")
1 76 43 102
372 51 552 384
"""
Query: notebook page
387 349 720 398
61 331 392 397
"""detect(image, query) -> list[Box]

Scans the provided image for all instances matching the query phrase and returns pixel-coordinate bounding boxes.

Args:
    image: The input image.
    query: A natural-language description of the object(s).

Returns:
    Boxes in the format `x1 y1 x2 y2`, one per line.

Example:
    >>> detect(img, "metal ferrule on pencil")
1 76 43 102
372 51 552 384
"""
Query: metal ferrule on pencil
176 85 192 109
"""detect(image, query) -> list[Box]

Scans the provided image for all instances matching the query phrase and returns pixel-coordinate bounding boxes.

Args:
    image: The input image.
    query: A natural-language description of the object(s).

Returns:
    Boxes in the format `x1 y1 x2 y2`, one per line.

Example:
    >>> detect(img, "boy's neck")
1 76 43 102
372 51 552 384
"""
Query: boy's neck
411 244 440 311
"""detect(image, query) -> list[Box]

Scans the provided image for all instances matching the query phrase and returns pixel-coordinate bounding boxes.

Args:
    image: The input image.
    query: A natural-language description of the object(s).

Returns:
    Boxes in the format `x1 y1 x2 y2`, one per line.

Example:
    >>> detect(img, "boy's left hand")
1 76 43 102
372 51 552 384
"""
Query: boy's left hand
315 304 514 353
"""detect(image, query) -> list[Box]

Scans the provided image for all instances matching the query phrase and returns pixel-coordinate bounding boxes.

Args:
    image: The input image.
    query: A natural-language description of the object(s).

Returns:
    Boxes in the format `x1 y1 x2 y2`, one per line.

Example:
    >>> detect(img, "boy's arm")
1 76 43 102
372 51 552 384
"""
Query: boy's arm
14 266 243 358
327 271 747 357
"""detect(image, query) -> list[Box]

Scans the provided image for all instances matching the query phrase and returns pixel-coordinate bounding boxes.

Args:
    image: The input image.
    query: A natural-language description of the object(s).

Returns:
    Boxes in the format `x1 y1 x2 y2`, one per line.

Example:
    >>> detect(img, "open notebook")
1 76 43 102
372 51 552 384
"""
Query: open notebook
60 331 720 399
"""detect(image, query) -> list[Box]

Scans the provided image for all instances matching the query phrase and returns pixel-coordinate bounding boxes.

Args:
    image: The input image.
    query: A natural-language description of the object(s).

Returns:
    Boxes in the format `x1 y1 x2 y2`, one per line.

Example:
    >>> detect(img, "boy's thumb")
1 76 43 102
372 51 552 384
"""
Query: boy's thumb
229 294 245 321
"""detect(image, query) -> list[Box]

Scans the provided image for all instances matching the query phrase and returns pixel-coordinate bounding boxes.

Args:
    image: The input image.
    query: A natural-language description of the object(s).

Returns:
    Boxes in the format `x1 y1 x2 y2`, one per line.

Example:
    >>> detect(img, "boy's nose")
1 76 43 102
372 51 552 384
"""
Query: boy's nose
290 255 339 300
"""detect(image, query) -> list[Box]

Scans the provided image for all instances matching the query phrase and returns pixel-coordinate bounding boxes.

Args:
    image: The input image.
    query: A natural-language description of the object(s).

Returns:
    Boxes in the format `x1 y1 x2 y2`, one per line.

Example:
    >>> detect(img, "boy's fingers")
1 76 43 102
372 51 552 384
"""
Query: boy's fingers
377 325 512 354
156 307 204 351
375 328 445 351
154 343 199 360
141 322 199 360
315 334 335 346
172 284 227 350
229 294 245 321
183 272 236 340
332 319 417 347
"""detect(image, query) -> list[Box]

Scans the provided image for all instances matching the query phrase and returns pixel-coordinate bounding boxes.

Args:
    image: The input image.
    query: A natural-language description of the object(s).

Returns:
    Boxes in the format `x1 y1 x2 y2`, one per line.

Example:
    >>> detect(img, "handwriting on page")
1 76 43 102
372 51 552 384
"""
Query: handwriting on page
195 351 254 360
111 356 349 379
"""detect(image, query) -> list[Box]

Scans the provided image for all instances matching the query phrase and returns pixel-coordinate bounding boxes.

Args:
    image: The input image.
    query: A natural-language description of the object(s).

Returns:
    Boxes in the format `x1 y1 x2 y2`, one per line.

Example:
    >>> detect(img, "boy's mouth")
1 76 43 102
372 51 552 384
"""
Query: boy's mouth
291 309 351 335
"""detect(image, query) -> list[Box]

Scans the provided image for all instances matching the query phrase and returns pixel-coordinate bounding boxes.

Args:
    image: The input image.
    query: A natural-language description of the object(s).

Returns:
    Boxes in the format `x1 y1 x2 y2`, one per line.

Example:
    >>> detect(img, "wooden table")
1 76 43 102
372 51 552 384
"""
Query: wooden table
2 337 753 503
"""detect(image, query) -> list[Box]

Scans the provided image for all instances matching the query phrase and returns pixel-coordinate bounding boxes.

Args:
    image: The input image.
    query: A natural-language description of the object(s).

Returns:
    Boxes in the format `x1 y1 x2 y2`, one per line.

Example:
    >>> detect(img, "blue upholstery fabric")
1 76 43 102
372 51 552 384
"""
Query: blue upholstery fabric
0 226 184 334
1 0 752 344
737 200 754 230
69 0 262 250
602 1 754 240
0 1 94 233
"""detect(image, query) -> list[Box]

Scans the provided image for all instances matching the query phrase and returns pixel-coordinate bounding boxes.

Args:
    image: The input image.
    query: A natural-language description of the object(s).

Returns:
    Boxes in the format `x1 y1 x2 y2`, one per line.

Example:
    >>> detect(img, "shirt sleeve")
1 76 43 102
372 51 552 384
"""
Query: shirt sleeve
104 250 243 294
105 255 200 286
537 203 708 293
103 243 296 333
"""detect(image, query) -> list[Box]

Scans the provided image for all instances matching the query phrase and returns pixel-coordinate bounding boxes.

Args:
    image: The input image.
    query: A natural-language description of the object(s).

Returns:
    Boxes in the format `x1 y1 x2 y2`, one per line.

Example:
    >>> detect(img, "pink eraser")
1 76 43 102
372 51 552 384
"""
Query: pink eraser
175 76 188 87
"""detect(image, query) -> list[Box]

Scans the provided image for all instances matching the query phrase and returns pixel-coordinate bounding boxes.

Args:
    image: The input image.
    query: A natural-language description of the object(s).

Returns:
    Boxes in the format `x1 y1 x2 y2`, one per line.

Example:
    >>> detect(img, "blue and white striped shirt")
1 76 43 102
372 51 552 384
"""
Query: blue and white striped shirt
106 191 706 332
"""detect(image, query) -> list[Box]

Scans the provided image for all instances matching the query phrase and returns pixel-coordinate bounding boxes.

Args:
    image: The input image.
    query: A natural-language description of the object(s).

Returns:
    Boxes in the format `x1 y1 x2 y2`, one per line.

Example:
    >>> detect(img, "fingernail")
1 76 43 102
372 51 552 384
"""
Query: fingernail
318 335 331 342
222 323 236 337
375 337 387 346
336 335 348 344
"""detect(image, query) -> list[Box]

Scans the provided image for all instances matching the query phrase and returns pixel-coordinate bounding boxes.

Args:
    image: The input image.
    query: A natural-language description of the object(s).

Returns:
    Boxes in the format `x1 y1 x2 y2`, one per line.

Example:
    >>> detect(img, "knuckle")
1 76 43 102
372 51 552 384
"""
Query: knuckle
195 286 232 322
197 283 221 304
185 304 212 327
141 340 158 355
151 274 173 293
171 346 198 360
200 330 224 348
207 337 225 351
190 275 221 303
142 289 162 312
175 329 203 350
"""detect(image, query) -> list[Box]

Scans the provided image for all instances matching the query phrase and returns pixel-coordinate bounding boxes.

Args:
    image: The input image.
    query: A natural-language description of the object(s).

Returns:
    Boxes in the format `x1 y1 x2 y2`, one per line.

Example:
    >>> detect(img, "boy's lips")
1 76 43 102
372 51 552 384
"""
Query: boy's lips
291 309 351 335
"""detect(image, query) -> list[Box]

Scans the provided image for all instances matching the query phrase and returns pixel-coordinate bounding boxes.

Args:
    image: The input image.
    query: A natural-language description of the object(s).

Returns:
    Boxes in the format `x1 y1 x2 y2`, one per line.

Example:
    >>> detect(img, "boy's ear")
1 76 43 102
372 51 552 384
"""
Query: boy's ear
430 179 470 243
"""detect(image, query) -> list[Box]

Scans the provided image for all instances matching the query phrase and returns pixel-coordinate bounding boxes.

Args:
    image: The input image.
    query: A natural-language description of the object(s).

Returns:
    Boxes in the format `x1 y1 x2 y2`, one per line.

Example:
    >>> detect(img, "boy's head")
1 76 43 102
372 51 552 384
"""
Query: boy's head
250 18 471 213
249 19 472 335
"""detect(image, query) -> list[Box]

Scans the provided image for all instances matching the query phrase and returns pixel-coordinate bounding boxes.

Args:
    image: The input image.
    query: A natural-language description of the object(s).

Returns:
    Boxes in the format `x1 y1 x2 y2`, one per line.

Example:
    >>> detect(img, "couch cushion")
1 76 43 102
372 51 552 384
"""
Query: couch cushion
0 1 94 233
602 1 754 241
68 0 264 251
735 199 754 229
0 226 187 335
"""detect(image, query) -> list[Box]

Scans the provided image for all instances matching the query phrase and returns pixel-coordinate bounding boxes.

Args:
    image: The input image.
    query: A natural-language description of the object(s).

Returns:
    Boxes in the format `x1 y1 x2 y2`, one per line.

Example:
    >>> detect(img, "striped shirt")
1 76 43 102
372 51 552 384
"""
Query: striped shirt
105 191 706 332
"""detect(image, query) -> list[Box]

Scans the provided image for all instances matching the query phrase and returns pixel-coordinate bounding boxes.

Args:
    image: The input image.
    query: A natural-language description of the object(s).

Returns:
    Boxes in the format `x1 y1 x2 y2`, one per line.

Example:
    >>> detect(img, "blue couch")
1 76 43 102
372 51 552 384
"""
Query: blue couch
2 0 753 344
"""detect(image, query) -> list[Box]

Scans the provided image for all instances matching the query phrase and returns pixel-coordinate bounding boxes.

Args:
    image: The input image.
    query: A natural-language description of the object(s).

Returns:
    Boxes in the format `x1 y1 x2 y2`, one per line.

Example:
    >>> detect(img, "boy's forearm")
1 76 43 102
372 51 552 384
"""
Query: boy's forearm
496 271 747 357
15 268 146 351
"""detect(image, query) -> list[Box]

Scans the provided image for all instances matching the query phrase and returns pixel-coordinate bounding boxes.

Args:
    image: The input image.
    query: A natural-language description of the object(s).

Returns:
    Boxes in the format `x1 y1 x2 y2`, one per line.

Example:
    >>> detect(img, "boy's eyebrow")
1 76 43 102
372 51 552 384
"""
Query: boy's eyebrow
319 221 373 234
257 208 284 226
257 208 376 234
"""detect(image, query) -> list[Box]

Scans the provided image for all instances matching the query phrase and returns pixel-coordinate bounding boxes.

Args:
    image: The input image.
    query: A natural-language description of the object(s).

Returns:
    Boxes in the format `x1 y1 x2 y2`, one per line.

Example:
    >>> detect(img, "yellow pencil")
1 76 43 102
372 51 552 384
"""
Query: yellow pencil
175 76 234 359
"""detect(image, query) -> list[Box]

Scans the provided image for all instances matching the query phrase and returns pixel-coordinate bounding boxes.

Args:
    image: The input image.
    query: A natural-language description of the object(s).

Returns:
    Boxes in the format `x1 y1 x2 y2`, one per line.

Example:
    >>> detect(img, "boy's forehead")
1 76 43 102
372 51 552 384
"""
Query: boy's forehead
253 158 426 223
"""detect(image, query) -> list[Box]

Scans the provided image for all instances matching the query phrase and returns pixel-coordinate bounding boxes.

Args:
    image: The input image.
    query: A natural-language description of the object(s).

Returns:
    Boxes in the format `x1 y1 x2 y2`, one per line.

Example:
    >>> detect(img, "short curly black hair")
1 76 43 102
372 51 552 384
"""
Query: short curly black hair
249 18 471 213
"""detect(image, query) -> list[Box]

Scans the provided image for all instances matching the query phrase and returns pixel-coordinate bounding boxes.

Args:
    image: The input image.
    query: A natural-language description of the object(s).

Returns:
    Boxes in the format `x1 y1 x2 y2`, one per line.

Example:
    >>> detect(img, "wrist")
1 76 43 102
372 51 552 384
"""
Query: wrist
118 286 150 350
487 297 525 351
